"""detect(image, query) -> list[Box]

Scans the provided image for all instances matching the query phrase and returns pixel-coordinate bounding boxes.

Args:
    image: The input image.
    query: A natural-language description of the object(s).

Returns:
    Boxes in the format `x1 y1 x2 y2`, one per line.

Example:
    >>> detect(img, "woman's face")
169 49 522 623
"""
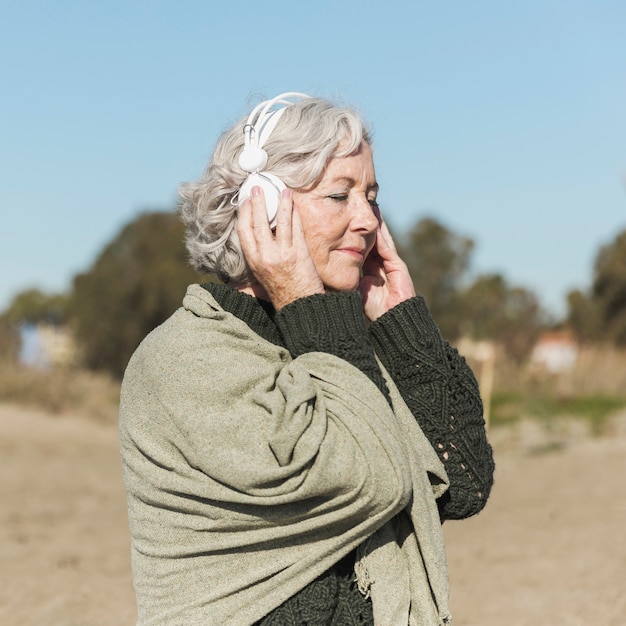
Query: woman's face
293 142 379 292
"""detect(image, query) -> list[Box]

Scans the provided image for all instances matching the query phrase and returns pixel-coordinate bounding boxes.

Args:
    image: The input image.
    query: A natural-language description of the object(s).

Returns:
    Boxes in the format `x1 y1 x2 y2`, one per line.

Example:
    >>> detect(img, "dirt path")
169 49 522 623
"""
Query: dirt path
0 404 135 626
2 403 625 625
444 433 626 625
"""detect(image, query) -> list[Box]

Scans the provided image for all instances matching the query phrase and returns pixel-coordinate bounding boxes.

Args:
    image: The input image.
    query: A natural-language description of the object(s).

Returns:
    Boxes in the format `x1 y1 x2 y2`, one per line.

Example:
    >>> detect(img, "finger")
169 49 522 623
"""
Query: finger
273 188 294 245
378 217 399 252
373 223 400 265
372 201 382 224
290 202 306 242
236 198 258 262
249 186 273 241
362 246 385 280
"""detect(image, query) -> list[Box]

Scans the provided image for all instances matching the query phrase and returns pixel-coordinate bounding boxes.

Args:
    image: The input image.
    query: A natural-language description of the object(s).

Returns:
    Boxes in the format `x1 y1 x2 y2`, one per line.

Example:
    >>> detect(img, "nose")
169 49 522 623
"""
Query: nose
350 196 379 234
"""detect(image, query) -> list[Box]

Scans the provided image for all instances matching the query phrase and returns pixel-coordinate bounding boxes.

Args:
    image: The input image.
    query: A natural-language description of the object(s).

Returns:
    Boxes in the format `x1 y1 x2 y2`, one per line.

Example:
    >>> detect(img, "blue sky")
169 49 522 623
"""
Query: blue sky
1 0 624 318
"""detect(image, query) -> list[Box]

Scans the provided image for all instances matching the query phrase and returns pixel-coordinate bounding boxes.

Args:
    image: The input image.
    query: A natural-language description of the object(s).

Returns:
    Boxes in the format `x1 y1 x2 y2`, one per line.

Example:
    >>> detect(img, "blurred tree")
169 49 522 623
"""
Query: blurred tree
592 229 626 344
1 288 70 366
566 289 601 343
397 216 474 339
4 288 70 325
71 211 210 378
459 273 543 361
566 229 626 345
0 314 20 362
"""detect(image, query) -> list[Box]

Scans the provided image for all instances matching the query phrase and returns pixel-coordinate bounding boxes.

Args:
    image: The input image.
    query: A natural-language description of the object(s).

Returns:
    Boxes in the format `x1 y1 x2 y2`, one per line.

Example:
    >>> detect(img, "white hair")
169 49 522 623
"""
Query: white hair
179 96 372 284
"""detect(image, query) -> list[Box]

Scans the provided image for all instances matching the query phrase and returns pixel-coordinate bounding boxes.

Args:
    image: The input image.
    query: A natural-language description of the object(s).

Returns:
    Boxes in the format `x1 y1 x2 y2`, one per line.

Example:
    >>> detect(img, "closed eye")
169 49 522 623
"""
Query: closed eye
329 194 379 211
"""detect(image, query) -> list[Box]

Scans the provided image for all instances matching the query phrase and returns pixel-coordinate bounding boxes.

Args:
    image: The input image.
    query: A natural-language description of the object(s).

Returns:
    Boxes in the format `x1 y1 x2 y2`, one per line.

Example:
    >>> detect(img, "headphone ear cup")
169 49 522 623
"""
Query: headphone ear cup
238 172 286 228
238 145 268 173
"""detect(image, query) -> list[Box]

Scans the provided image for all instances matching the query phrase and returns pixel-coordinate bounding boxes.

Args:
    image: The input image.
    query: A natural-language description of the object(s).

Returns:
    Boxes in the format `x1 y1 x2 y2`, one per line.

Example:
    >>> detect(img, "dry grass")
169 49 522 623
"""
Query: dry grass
461 344 626 396
0 362 120 423
462 345 626 436
563 345 626 395
2 345 626 433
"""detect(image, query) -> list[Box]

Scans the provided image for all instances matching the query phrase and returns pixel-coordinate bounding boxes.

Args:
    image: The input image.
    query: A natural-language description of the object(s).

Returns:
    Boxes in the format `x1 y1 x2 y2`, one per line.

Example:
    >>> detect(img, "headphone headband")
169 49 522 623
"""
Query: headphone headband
239 92 311 172
237 91 312 228
245 92 312 135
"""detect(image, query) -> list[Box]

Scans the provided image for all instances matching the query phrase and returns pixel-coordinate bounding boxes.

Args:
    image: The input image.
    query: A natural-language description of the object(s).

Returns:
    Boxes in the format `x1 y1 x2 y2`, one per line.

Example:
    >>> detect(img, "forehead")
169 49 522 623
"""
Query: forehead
322 142 376 183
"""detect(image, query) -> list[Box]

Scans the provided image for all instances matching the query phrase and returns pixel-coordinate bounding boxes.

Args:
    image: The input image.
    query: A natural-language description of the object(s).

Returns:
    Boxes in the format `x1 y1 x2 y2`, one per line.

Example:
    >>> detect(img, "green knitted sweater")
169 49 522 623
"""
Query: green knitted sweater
201 283 494 625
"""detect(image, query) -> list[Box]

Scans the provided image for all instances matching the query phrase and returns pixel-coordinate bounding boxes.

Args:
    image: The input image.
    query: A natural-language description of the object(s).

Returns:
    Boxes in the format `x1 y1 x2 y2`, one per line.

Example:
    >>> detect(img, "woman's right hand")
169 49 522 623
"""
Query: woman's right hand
237 186 325 309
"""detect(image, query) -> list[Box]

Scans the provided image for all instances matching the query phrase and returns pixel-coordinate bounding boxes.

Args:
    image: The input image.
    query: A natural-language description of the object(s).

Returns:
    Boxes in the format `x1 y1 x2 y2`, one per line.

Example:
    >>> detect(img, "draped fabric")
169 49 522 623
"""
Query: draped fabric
120 284 451 625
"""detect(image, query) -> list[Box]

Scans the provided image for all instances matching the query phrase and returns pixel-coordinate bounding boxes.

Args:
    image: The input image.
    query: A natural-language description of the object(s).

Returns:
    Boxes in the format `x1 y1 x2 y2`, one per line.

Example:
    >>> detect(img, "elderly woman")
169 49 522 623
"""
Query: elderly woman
119 93 494 626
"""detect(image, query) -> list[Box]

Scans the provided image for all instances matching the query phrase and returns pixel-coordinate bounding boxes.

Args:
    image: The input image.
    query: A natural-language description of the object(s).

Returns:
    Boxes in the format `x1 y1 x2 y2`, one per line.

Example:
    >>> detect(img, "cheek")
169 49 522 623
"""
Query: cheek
303 230 333 264
299 220 336 259
295 201 323 245
296 199 349 264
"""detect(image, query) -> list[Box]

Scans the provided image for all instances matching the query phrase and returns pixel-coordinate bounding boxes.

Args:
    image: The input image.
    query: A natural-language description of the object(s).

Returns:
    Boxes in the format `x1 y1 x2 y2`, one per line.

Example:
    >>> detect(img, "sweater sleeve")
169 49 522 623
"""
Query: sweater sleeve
274 291 391 405
368 296 495 520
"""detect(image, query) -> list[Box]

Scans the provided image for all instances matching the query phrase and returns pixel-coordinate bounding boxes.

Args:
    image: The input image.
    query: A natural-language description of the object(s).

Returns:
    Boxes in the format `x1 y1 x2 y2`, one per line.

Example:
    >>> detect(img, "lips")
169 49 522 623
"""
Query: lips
337 247 366 259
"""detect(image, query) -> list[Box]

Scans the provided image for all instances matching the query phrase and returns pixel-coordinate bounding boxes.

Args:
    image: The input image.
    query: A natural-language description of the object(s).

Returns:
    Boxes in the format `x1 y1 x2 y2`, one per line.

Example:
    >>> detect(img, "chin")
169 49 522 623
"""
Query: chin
320 265 361 291
323 275 361 292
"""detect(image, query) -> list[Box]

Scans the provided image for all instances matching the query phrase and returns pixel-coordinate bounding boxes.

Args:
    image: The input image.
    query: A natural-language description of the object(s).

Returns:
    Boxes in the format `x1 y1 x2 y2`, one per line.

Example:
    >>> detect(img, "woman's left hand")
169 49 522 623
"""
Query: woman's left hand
359 215 416 321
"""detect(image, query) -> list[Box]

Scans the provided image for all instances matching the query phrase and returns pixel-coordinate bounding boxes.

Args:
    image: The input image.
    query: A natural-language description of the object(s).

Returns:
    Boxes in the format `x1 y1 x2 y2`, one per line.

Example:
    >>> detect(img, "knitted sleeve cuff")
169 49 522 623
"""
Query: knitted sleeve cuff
368 296 444 365
274 292 391 403
274 292 367 356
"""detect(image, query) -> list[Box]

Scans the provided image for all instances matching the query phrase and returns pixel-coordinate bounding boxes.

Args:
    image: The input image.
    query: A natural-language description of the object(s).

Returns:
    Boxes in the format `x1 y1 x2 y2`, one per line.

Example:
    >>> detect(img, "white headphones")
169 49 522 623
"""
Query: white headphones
237 92 311 227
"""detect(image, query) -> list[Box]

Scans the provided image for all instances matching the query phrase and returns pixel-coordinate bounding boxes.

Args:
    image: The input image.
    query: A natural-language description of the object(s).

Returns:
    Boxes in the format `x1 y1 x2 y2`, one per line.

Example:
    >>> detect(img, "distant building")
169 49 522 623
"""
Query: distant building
19 322 75 369
530 331 578 373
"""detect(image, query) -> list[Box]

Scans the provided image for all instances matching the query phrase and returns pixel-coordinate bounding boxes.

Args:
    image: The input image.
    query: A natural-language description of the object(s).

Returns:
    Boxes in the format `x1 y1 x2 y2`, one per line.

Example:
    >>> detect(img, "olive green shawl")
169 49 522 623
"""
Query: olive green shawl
120 284 451 625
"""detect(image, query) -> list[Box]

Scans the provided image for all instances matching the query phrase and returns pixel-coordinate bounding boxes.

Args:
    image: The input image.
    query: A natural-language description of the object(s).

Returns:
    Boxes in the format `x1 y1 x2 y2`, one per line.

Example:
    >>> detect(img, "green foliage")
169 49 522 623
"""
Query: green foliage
567 228 626 346
4 288 70 325
593 230 626 344
397 216 474 339
71 211 210 378
566 289 601 343
490 390 524 425
490 390 626 436
459 273 542 361
0 288 69 365
397 216 543 355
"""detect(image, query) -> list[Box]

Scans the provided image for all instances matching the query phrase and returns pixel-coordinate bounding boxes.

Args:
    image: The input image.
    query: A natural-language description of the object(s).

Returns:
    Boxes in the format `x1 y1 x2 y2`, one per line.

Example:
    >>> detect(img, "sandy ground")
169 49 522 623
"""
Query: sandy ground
1 402 625 626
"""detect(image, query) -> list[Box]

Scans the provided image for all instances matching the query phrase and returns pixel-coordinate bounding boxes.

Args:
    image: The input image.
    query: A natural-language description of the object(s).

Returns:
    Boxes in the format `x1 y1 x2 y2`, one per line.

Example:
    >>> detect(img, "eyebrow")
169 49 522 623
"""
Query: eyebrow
330 176 379 192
